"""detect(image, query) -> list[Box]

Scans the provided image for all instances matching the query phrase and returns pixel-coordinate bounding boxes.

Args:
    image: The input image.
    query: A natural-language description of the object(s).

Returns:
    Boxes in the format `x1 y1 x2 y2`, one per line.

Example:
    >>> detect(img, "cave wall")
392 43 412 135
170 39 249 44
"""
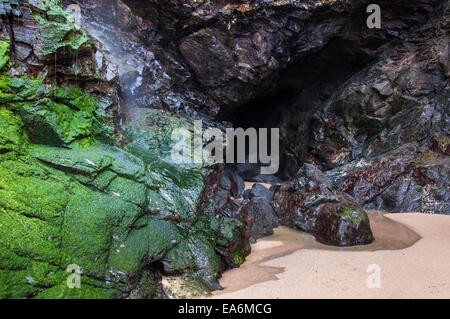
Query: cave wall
0 0 448 300
62 0 449 213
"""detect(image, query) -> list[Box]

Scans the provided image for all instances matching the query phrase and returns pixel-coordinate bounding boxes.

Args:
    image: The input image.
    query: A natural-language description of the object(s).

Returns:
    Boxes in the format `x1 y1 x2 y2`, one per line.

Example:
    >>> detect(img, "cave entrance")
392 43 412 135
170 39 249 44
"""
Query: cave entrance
219 37 377 181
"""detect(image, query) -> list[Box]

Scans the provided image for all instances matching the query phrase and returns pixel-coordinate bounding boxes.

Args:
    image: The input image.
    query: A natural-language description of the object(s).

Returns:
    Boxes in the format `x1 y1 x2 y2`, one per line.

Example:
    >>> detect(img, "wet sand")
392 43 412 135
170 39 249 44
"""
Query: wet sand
212 212 450 299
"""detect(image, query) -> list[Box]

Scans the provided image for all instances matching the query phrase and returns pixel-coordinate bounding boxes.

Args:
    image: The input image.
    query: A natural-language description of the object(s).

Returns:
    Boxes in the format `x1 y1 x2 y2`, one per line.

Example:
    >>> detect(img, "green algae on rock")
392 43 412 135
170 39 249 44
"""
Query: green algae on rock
0 6 248 297
274 164 374 246
0 40 10 70
32 0 91 59
0 97 247 299
0 74 114 146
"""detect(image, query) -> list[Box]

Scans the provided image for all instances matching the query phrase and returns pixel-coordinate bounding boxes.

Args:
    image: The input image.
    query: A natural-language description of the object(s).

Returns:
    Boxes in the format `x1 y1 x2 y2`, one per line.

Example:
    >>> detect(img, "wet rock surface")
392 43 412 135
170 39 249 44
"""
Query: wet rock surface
248 183 274 202
65 0 448 214
337 154 450 214
0 0 448 299
228 170 246 199
238 197 278 243
0 0 249 299
274 164 374 246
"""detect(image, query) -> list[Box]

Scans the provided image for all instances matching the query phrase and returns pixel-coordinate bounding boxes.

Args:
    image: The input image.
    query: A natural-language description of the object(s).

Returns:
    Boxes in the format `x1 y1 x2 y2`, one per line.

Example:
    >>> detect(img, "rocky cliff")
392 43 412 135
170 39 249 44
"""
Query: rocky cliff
0 0 448 299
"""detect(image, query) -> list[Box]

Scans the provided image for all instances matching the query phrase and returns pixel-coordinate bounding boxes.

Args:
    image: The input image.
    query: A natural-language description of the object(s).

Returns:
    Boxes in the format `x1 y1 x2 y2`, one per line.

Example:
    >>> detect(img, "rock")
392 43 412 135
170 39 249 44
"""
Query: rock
219 174 232 191
64 0 448 215
432 136 450 156
238 197 278 242
242 189 251 200
229 171 245 198
340 154 450 214
236 163 260 179
273 164 374 246
1 0 447 300
0 75 113 147
249 184 274 202
215 189 231 211
0 2 250 297
247 174 282 184
14 43 32 61
306 202 374 247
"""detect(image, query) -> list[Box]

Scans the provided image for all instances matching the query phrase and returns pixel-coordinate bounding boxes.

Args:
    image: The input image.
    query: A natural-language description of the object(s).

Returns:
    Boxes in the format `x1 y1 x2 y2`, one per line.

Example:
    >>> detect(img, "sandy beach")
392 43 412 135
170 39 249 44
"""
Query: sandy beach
212 212 450 299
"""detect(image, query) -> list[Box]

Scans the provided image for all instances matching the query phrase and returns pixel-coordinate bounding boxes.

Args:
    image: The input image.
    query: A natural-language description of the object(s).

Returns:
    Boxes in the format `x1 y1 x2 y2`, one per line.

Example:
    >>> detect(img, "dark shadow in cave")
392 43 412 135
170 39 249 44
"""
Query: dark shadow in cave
218 37 379 180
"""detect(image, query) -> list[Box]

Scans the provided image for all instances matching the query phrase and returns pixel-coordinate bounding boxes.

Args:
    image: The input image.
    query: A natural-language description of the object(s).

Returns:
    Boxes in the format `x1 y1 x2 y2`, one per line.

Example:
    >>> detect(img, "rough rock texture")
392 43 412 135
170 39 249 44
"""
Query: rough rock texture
248 183 274 202
61 0 448 214
228 170 245 198
0 0 248 299
273 164 374 246
0 0 448 299
238 197 278 243
335 154 450 214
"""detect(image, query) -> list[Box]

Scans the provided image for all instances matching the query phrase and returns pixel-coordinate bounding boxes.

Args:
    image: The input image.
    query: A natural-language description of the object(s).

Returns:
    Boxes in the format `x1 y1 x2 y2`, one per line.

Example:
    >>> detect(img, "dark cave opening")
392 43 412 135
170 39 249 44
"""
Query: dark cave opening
219 37 378 180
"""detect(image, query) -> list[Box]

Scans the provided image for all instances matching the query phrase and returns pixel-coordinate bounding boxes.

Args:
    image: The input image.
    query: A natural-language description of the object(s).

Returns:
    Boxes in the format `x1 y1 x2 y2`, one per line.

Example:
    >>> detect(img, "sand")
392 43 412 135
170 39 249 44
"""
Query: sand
212 212 450 299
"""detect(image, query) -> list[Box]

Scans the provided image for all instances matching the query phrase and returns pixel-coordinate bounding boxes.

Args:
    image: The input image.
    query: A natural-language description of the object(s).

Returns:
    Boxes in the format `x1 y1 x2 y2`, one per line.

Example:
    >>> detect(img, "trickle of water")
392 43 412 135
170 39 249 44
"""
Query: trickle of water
117 98 123 126
54 51 57 85
75 51 78 85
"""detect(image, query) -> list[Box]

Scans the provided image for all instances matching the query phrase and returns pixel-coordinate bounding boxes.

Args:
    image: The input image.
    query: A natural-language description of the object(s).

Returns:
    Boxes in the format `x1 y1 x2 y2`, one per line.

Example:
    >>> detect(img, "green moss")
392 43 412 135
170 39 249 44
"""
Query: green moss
0 40 11 70
131 270 163 299
0 138 246 298
32 0 90 59
341 207 364 224
186 235 221 288
215 217 244 247
92 170 117 190
0 156 125 298
123 109 209 224
0 13 248 296
123 108 203 169
106 177 147 206
165 241 196 273
107 215 183 279
232 249 246 266
33 283 117 299
0 107 27 157
0 75 113 146
60 187 143 278
0 146 147 298
162 275 213 299
29 143 146 182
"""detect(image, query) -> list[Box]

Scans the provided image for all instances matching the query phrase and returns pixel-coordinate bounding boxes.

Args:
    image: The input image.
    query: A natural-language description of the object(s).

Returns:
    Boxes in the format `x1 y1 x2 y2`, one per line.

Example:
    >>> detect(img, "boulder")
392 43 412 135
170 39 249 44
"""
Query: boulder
242 189 251 200
229 171 245 198
249 183 274 202
237 197 278 243
339 154 450 214
274 164 374 246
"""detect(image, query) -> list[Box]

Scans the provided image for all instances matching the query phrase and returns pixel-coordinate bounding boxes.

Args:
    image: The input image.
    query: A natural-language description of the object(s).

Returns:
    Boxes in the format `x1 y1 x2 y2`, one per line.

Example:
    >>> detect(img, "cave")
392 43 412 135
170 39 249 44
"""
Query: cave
0 0 448 300
219 36 378 180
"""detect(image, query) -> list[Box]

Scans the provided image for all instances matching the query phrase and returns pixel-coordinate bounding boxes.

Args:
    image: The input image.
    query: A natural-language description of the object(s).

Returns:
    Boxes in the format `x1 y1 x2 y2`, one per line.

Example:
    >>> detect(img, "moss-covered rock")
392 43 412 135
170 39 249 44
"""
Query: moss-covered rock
274 164 374 246
0 106 26 156
0 75 247 299
0 41 10 70
31 0 91 59
0 157 124 299
0 74 113 146
0 1 248 298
